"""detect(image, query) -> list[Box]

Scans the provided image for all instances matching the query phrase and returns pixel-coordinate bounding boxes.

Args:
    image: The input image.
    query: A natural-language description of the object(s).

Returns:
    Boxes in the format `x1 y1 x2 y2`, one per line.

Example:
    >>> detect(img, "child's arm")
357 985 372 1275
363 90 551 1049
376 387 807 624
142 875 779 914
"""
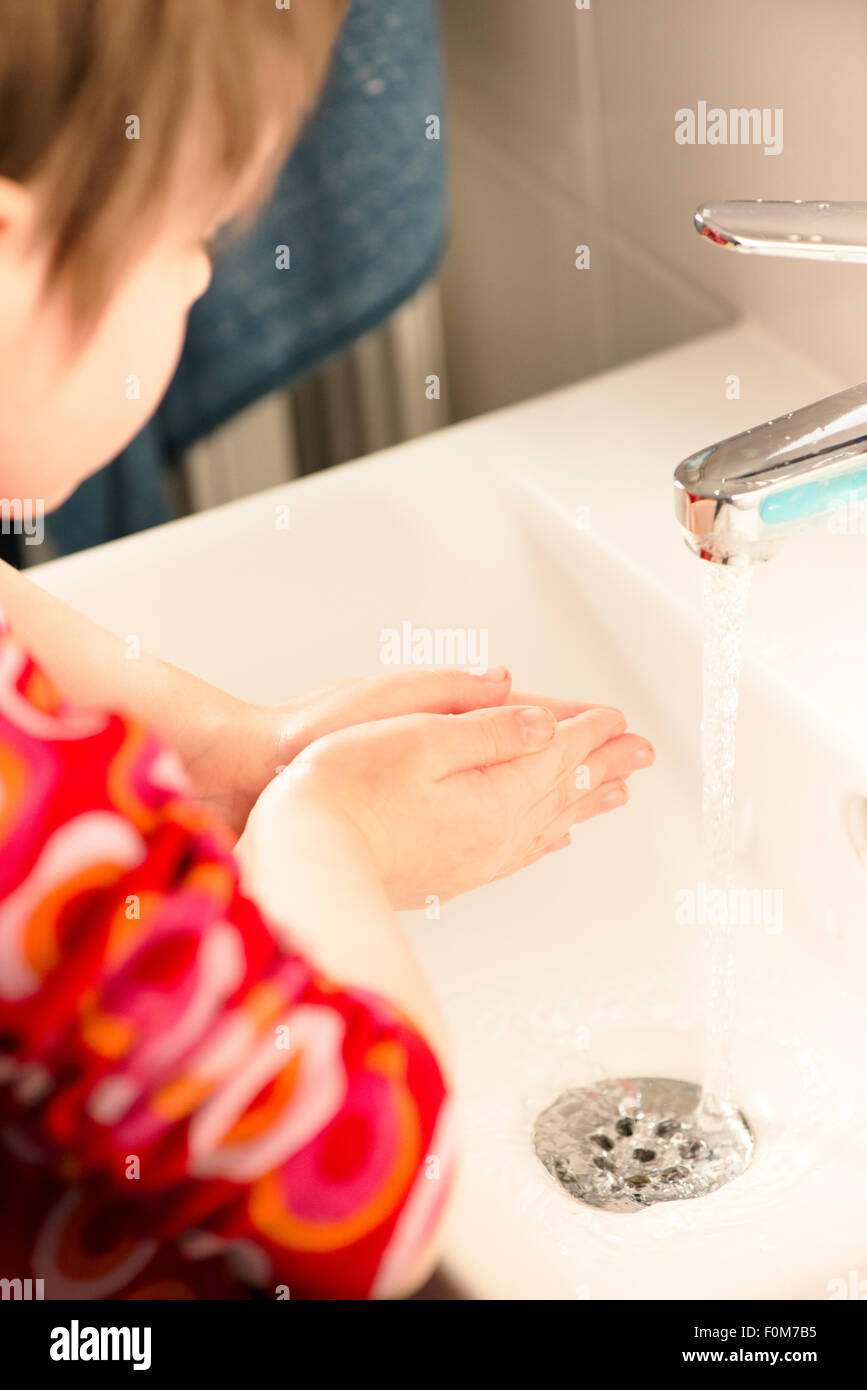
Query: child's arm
0 554 242 790
235 798 455 1297
0 558 517 834
236 799 451 1066
0 611 650 1298
0 625 453 1297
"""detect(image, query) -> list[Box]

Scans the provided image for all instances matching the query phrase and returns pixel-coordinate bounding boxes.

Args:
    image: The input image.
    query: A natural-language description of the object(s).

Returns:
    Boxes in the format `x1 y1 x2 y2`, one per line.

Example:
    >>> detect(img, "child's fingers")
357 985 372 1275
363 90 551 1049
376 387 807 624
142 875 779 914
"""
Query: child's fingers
570 731 654 799
549 833 573 850
507 691 620 722
430 704 559 774
529 732 652 824
356 666 513 717
546 777 630 841
476 706 629 803
550 707 631 779
440 703 629 777
513 707 629 792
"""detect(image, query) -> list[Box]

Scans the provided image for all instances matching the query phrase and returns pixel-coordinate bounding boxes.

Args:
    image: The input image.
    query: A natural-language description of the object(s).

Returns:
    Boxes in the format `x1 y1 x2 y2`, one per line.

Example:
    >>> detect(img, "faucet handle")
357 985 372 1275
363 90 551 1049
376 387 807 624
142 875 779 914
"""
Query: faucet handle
695 200 867 262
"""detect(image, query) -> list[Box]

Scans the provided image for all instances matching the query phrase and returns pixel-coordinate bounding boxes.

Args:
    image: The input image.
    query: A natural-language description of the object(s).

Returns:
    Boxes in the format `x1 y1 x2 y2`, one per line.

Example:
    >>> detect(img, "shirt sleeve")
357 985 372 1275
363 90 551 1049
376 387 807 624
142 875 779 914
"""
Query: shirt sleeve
0 628 453 1299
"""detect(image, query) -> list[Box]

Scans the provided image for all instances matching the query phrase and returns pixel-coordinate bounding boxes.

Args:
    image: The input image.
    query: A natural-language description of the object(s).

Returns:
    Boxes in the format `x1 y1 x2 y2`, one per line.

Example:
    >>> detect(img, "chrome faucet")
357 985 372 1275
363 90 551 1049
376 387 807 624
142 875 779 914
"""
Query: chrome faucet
674 200 867 563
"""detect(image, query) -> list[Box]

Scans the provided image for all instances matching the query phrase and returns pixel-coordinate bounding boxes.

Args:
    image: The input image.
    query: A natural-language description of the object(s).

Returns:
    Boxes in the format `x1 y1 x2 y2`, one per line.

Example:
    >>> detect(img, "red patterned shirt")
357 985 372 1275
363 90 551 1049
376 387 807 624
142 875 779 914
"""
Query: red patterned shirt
0 616 453 1299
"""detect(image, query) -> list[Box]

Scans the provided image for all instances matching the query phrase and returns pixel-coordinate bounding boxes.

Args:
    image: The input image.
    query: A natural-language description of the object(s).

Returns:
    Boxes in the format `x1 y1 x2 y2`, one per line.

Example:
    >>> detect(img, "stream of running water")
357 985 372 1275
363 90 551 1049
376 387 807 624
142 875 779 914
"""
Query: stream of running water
532 561 759 1211
700 562 752 1113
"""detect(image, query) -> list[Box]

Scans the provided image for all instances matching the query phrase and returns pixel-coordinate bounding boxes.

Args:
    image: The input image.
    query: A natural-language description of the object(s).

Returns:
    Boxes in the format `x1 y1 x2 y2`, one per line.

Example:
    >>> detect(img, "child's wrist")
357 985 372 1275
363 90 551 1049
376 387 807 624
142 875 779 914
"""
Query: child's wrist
240 779 382 888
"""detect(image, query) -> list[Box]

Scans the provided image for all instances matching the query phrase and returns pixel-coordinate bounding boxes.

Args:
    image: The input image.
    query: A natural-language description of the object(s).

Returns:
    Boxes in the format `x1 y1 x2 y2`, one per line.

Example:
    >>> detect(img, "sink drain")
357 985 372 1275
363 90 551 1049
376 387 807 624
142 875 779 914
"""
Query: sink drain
533 1077 753 1211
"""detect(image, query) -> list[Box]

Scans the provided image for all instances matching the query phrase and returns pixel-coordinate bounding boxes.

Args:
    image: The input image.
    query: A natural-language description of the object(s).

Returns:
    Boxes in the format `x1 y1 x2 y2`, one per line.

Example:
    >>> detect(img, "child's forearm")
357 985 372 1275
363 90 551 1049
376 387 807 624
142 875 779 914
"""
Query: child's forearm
0 558 243 767
236 789 454 1296
235 791 453 1079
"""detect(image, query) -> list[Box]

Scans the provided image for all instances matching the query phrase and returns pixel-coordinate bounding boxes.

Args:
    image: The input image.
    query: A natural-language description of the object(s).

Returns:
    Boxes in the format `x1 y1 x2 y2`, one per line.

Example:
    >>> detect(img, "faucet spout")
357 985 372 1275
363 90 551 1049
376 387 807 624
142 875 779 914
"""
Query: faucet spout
675 200 867 563
694 200 867 264
675 381 867 563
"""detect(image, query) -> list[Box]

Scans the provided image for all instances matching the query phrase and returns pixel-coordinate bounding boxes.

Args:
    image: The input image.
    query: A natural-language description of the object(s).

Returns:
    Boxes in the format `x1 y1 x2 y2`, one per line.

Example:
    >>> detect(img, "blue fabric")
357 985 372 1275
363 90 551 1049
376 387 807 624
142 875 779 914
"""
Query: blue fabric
48 0 446 556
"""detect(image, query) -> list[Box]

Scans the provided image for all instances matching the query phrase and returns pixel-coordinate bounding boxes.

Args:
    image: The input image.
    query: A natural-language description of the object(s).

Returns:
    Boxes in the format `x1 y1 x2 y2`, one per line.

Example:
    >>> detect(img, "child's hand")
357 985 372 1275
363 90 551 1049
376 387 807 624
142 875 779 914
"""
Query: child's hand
248 702 654 908
196 666 606 836
0 564 620 845
189 667 518 832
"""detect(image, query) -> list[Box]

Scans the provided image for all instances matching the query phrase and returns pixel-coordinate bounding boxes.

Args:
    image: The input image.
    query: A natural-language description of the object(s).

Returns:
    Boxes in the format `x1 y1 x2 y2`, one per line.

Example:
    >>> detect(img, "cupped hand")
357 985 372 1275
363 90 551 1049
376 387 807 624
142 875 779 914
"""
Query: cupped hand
193 666 616 837
189 667 518 834
253 700 655 909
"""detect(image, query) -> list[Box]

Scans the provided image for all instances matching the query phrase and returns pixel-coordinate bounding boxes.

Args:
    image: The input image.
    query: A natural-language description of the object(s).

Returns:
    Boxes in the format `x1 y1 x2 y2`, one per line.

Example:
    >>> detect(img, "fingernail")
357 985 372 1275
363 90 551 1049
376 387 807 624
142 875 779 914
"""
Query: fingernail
547 836 571 854
600 785 628 812
481 665 509 682
631 745 655 769
518 706 556 744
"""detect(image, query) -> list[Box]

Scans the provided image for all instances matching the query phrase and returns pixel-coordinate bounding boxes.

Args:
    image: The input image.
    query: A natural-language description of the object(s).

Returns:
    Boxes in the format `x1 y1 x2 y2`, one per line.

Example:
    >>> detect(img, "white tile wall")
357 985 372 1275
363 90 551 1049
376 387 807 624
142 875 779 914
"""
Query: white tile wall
439 0 867 420
440 117 608 418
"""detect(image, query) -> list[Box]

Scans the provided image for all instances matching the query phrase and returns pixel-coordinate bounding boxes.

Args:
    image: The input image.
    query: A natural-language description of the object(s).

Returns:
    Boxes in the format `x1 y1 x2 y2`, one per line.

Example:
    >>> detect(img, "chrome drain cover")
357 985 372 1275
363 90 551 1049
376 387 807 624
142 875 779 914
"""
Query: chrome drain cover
533 1076 753 1212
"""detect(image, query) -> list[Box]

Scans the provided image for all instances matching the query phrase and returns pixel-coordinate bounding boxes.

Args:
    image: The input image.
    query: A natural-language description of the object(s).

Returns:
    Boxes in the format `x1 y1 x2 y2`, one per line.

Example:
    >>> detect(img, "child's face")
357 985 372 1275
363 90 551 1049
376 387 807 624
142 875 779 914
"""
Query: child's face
0 196 217 511
0 6 344 519
0 113 286 514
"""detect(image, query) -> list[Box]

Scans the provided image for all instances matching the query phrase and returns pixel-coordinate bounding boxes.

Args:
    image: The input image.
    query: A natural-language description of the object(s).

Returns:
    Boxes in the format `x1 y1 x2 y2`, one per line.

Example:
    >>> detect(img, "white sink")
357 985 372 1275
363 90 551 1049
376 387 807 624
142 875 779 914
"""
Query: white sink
33 323 867 1300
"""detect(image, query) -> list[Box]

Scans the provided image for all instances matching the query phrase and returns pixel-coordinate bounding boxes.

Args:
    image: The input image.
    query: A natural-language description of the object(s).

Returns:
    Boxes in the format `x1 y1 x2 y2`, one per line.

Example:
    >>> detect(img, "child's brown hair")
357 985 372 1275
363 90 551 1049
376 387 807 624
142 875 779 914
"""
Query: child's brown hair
0 0 346 323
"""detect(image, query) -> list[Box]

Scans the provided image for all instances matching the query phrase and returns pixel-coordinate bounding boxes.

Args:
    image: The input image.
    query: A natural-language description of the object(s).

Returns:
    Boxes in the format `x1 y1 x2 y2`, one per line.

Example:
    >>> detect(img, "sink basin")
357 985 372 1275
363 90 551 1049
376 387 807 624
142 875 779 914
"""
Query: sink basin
32 323 867 1300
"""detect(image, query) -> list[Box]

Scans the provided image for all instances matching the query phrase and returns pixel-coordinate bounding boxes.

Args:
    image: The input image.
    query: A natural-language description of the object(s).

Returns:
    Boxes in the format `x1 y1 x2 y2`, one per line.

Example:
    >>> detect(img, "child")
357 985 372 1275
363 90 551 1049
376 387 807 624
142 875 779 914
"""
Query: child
0 0 654 1299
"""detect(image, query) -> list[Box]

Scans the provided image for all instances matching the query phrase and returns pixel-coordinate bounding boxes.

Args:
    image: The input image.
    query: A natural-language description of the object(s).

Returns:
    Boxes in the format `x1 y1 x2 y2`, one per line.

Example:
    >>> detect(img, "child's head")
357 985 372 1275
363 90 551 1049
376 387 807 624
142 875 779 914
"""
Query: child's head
0 0 345 509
